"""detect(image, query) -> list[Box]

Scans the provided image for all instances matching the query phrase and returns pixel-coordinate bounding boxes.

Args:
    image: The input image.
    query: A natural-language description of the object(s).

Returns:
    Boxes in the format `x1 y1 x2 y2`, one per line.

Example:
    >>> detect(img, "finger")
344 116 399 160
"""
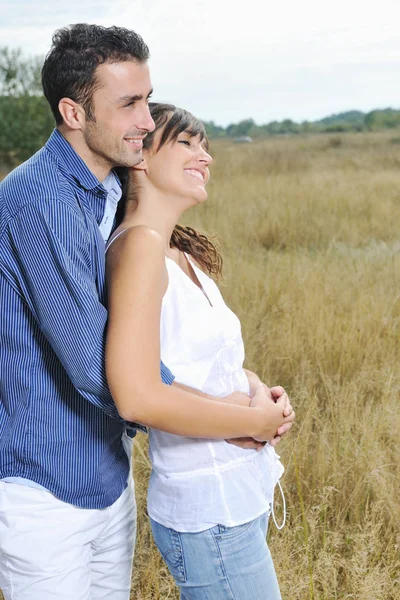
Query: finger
276 392 289 406
282 410 295 424
270 386 285 398
283 401 293 417
276 420 294 436
269 436 281 447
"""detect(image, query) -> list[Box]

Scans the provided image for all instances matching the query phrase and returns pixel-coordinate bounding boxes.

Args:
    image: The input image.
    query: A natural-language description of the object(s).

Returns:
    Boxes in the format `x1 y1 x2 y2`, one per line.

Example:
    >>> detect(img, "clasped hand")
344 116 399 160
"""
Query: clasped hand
226 384 295 450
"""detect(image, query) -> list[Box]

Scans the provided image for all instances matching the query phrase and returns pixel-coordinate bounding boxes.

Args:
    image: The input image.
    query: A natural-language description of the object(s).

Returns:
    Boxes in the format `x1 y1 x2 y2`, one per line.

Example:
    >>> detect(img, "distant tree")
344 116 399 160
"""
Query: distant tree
365 109 400 130
247 124 264 139
281 119 300 134
317 110 365 127
226 119 255 138
202 120 226 138
300 121 314 133
201 107 400 140
0 47 42 96
0 47 54 165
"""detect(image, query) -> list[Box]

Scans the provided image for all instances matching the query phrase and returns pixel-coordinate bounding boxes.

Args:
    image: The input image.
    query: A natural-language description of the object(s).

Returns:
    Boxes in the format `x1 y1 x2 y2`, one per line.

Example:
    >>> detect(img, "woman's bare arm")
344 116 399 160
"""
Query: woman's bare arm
173 382 251 406
105 226 294 440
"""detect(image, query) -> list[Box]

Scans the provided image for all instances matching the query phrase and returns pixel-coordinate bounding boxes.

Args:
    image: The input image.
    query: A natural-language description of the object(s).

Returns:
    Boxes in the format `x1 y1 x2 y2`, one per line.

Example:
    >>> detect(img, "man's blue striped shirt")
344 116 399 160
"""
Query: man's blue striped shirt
0 129 174 509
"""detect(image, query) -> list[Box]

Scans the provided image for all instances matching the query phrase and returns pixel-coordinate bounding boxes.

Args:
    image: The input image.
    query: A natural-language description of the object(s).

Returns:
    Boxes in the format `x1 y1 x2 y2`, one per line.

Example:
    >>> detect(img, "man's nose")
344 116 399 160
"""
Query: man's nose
137 104 155 133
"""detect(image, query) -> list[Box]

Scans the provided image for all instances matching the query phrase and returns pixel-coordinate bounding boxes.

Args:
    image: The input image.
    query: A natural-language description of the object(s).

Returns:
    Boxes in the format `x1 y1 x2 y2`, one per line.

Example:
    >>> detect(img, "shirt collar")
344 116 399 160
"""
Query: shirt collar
46 129 103 192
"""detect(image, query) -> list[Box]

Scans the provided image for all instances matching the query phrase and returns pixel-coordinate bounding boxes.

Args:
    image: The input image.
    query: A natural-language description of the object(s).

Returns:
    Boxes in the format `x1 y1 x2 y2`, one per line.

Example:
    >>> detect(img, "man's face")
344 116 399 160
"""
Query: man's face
82 60 155 175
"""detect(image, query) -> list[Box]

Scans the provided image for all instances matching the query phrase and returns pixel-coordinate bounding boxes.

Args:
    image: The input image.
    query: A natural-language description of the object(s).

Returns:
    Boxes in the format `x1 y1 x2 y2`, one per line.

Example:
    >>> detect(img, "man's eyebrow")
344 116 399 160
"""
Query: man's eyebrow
117 94 143 105
117 89 153 105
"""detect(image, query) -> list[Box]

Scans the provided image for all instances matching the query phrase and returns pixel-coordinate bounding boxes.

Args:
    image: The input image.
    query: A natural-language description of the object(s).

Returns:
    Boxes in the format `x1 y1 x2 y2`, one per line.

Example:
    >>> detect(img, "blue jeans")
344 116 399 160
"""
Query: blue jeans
150 512 282 600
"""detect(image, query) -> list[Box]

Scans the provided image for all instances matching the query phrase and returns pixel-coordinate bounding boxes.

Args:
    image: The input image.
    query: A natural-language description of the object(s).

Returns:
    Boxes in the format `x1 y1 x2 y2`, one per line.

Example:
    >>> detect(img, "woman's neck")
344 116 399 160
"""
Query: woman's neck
121 189 184 254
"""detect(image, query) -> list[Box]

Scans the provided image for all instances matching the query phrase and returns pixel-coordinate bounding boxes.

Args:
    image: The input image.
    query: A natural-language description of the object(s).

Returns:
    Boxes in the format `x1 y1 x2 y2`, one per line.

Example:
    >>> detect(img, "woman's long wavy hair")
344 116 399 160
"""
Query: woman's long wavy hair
115 102 223 278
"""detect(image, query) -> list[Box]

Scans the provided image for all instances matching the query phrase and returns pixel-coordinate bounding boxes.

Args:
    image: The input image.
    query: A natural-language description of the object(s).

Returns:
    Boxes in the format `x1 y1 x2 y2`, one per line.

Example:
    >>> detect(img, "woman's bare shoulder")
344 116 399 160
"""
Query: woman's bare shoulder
107 225 164 263
112 225 163 246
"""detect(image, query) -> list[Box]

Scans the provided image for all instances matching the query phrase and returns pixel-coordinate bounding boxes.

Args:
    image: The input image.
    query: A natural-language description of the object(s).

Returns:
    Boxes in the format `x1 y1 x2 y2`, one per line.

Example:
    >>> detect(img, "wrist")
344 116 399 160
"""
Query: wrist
236 395 252 407
245 406 265 439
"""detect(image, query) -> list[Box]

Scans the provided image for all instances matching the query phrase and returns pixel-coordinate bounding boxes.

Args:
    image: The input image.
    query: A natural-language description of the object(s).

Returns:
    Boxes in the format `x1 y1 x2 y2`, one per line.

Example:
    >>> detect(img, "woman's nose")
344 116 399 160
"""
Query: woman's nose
198 149 213 165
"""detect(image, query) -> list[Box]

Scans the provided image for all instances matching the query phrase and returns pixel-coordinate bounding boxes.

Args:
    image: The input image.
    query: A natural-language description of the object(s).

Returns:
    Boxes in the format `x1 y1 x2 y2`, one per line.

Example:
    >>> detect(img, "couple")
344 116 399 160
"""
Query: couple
0 23 295 600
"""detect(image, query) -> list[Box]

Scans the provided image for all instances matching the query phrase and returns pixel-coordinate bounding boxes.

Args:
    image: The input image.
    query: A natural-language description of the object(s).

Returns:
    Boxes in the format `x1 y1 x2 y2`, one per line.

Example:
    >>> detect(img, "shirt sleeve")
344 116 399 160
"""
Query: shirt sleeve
2 197 174 421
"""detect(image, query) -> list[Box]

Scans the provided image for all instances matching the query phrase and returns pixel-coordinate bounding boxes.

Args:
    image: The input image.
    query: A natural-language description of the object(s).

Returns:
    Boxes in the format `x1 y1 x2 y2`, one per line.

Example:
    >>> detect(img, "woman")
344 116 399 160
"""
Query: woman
105 103 293 599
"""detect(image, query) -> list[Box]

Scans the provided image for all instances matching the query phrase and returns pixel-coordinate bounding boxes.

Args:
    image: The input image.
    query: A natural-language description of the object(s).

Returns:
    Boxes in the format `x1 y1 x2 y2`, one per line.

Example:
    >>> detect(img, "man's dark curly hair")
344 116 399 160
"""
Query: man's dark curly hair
42 23 150 125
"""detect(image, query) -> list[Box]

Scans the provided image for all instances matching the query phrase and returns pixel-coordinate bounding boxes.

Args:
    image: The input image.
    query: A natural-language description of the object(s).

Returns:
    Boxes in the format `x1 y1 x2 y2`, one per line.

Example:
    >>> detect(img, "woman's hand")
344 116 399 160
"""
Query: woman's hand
227 373 295 447
250 384 295 443
268 385 295 446
225 382 295 448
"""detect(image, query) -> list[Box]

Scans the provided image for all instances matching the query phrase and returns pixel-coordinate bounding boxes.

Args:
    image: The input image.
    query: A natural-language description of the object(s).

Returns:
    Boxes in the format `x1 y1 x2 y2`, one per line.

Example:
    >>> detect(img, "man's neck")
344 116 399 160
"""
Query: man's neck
57 126 111 183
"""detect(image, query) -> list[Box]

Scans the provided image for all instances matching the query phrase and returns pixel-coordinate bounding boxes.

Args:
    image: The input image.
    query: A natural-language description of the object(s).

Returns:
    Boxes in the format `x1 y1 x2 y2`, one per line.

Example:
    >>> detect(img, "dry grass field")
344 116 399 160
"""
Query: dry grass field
131 131 400 599
1 130 399 599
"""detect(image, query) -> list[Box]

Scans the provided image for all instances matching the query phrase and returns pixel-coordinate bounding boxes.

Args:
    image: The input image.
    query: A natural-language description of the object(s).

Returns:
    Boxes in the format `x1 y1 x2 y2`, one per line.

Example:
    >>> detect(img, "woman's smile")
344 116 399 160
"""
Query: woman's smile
184 168 205 183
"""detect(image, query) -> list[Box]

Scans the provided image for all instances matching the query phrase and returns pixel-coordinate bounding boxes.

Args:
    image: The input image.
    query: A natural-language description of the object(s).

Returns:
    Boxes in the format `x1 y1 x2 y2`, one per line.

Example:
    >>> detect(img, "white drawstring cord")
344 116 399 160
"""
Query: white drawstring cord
271 479 286 530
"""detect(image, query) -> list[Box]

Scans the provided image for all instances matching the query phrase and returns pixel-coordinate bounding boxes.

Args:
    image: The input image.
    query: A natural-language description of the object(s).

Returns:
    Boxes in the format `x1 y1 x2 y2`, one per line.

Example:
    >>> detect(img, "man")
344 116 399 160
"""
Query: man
0 24 162 600
0 23 294 600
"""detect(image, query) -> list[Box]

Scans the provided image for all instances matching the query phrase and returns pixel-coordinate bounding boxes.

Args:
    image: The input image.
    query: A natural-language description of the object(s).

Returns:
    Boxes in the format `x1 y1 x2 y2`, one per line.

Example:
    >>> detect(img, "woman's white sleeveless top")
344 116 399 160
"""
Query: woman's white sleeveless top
148 254 284 532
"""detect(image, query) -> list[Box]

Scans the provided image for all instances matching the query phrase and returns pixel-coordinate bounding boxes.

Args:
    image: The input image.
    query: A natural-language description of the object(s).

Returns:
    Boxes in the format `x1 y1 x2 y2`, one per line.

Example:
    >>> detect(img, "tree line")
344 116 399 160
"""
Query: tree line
203 109 400 139
1 46 399 166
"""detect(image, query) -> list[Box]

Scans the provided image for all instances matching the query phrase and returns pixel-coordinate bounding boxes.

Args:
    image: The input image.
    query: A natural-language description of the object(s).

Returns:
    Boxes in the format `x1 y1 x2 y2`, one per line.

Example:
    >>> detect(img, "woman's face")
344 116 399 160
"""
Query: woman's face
143 128 213 206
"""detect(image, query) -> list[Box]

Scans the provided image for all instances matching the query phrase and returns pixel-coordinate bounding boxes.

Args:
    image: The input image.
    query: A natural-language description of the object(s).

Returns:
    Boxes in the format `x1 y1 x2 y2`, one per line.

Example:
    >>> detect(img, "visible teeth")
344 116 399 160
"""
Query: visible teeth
185 169 203 181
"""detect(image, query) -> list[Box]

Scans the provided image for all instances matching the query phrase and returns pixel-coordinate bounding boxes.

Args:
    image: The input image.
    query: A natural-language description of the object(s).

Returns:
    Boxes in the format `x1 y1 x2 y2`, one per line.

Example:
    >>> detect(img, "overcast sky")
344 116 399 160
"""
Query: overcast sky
1 0 399 126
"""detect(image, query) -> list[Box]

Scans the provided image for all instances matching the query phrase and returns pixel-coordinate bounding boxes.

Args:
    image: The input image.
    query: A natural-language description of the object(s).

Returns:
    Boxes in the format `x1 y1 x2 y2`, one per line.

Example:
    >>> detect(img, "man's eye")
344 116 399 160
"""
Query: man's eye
125 102 135 108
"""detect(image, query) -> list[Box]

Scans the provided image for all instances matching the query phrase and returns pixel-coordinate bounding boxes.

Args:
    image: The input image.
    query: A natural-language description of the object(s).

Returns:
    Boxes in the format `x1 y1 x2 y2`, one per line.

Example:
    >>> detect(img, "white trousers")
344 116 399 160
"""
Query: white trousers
0 476 136 600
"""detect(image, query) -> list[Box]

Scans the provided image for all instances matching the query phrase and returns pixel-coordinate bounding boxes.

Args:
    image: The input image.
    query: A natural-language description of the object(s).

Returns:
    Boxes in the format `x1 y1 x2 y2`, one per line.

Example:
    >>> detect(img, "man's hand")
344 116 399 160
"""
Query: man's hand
226 437 266 451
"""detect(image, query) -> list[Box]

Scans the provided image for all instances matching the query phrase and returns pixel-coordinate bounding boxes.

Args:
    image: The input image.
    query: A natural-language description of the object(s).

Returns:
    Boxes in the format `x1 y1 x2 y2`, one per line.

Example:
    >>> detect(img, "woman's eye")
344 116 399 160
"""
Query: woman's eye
178 140 191 146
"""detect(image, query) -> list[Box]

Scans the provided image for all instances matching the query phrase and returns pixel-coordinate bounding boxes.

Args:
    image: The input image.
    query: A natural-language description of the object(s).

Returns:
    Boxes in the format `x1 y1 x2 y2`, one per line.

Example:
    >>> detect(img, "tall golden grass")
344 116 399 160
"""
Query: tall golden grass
132 131 400 599
1 131 399 600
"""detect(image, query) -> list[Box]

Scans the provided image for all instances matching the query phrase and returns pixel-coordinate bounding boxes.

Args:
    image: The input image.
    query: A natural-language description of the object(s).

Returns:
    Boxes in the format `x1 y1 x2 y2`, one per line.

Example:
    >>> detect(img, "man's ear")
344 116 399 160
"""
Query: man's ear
132 158 148 171
58 98 86 130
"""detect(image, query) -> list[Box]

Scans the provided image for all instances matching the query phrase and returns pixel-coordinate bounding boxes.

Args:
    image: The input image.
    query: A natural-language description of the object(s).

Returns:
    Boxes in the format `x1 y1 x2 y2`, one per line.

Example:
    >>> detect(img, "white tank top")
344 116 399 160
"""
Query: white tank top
147 253 284 532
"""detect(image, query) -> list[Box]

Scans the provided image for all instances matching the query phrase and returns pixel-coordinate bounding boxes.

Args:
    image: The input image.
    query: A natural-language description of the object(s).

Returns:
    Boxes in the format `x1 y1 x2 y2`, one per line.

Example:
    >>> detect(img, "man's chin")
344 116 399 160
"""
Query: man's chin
132 153 144 167
112 150 143 169
125 148 143 168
